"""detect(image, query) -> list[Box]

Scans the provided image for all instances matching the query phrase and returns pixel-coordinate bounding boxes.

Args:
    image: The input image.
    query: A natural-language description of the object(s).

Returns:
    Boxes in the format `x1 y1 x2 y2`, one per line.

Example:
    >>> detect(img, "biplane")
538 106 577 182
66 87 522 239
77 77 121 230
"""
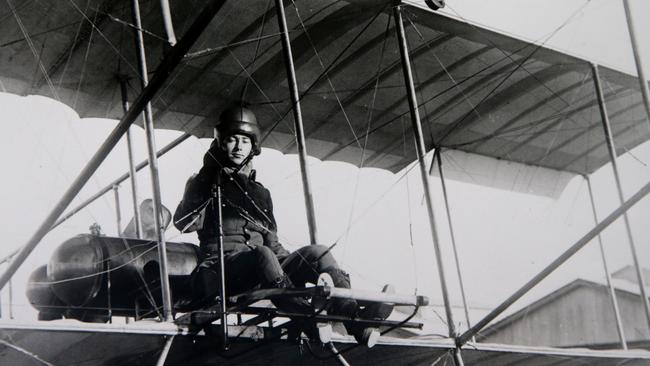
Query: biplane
1 0 650 364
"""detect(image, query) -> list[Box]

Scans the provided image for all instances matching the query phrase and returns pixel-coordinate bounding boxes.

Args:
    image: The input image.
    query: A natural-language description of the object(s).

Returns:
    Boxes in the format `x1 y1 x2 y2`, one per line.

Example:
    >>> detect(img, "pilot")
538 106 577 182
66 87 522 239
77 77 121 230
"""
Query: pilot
174 105 391 346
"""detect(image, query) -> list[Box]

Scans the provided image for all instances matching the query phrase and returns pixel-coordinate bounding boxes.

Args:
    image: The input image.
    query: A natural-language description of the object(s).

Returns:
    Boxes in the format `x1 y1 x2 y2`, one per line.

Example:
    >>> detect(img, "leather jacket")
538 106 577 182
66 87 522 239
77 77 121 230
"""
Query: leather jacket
173 149 289 259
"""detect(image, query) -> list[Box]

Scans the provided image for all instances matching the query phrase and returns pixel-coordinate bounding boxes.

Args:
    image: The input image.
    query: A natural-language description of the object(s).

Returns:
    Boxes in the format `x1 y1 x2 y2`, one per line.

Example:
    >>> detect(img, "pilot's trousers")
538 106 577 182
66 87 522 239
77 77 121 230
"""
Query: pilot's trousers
192 244 350 304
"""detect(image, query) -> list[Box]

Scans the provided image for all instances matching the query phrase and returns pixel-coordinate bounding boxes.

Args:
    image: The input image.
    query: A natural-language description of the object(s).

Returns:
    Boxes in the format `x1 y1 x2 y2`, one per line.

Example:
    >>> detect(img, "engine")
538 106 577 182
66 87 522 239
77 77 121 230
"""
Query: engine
27 234 201 322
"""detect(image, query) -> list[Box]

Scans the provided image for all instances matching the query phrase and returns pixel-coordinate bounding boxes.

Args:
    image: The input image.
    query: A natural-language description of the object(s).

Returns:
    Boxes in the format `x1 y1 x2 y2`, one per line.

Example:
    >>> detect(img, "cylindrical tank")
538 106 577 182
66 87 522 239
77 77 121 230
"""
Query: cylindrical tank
28 234 201 319
26 265 65 320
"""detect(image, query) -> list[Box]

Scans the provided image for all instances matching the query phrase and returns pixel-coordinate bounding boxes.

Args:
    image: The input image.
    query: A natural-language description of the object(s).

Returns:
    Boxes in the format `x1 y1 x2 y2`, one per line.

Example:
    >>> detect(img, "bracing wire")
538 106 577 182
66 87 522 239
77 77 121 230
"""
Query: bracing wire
403 13 489 137
329 41 542 158
402 116 419 295
445 1 594 117
72 1 96 111
64 0 139 75
0 339 54 366
259 1 390 144
226 48 296 136
535 71 592 165
240 0 272 102
289 0 362 150
98 9 167 42
0 21 81 48
5 0 60 101
339 12 392 261
5 0 115 229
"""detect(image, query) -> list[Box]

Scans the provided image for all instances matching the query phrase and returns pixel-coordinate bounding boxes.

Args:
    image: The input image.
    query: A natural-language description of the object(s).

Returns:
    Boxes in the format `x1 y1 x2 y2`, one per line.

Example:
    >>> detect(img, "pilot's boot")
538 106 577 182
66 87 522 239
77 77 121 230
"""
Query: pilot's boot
326 269 394 348
269 274 313 314
325 268 358 317
270 274 322 342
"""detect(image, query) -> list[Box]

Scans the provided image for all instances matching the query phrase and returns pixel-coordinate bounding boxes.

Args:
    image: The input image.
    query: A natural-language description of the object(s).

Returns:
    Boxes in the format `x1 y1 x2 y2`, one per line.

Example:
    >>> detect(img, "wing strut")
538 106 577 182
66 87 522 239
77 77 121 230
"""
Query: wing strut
623 0 650 128
434 150 473 341
583 175 627 349
592 62 650 332
393 3 464 366
130 0 173 322
0 0 228 292
457 177 650 346
120 80 144 240
50 133 190 231
275 0 319 244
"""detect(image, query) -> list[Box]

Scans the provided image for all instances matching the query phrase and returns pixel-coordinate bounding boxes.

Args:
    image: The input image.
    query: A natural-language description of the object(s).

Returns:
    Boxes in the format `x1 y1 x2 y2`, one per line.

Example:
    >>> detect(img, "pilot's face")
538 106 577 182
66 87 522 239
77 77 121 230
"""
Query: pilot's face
222 133 252 165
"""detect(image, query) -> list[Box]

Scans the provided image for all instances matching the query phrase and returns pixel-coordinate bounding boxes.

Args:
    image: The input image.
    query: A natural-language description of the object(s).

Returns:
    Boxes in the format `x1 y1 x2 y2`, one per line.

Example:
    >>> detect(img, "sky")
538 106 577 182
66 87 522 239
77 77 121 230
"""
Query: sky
1 0 650 336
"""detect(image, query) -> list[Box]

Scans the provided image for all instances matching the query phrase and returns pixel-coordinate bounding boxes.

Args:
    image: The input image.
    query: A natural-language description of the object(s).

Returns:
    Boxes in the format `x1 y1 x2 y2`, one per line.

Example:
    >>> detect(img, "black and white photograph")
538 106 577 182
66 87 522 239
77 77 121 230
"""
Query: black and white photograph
1 0 650 364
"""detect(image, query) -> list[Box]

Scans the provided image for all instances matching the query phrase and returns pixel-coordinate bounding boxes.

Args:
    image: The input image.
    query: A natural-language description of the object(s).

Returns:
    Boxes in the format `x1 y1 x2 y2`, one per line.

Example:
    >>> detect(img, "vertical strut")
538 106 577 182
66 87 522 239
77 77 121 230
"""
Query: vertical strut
159 0 177 45
393 4 462 364
214 180 229 349
119 80 143 239
584 175 627 349
0 0 226 293
130 0 173 321
435 151 473 338
274 0 319 245
591 62 650 332
8 279 13 319
622 0 650 128
112 185 122 234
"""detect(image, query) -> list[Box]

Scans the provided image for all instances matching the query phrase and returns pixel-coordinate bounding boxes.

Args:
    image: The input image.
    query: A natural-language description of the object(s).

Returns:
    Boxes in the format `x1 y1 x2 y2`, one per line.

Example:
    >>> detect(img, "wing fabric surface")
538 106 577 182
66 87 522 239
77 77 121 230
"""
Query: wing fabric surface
0 0 647 175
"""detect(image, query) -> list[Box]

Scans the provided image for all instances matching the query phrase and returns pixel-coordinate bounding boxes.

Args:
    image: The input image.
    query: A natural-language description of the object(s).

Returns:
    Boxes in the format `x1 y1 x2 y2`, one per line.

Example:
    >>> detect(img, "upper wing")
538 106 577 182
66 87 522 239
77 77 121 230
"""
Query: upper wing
0 0 646 174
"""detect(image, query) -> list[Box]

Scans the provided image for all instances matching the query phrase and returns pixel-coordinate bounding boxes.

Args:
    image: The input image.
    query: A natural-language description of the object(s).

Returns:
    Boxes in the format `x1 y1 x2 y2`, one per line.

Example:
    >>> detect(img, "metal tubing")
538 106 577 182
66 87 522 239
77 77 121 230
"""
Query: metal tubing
435 151 473 337
393 4 460 355
113 185 122 234
0 0 227 292
156 335 176 366
592 62 650 331
327 287 429 306
275 0 319 245
457 178 650 346
327 343 351 366
130 0 173 321
623 0 650 128
214 182 229 349
120 81 143 239
8 279 13 319
51 133 189 230
584 175 627 349
159 0 177 46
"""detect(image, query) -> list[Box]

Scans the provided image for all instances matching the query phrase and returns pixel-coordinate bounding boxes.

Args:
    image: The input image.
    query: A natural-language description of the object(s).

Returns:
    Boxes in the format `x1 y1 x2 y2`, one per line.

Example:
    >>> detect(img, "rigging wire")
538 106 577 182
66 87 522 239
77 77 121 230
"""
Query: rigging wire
3 1 113 227
259 1 390 144
58 6 91 90
0 0 33 23
0 339 54 366
402 116 419 295
403 12 489 139
434 44 555 147
339 11 392 261
288 0 361 150
64 0 139 75
534 71 591 166
445 1 594 118
328 41 544 157
436 1 597 155
240 0 272 102
5 0 59 101
0 21 81 48
98 9 167 42
226 48 296 136
72 1 96 111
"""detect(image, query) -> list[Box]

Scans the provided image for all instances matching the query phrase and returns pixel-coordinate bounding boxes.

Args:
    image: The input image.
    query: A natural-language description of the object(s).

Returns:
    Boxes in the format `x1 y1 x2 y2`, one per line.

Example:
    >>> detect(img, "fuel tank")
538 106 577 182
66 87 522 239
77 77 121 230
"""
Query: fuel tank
27 234 201 321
